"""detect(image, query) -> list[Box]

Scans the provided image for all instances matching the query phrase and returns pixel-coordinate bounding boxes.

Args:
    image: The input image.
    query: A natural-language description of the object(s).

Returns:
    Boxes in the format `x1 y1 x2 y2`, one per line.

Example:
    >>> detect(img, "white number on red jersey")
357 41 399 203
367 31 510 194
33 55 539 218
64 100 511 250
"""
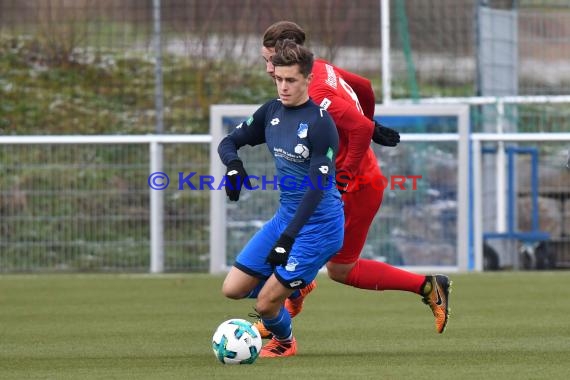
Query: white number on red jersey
339 77 364 115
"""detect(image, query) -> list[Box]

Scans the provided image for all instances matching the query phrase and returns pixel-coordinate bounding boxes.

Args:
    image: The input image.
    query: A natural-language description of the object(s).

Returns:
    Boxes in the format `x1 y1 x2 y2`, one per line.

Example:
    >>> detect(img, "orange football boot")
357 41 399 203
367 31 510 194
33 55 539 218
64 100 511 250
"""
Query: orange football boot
259 337 297 358
422 274 452 333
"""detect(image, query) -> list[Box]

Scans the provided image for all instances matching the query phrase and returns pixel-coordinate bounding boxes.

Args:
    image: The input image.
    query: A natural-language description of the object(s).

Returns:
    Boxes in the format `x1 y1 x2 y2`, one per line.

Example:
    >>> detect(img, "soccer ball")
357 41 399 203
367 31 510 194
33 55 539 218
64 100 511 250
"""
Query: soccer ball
212 318 262 364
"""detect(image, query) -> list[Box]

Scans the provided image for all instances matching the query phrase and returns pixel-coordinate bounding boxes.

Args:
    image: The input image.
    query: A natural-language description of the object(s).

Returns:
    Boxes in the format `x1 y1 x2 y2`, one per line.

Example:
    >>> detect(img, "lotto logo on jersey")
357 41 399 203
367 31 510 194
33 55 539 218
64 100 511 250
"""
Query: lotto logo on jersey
319 98 332 110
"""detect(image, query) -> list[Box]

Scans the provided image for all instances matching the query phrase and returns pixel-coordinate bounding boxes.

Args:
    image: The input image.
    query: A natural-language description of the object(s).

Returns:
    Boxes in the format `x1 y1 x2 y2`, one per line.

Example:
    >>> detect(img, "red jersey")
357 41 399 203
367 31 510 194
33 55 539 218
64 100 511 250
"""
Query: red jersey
308 59 381 179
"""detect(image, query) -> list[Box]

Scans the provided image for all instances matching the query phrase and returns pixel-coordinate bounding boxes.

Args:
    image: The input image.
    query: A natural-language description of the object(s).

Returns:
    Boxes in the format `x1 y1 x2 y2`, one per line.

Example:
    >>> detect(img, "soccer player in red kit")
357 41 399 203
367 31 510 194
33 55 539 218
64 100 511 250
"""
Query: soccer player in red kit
254 21 451 336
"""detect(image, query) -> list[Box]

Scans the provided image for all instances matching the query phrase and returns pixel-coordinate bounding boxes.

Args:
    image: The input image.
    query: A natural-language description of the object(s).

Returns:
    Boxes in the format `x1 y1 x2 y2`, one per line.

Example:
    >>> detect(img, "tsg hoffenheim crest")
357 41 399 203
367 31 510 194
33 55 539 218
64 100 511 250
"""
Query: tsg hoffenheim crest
297 123 308 138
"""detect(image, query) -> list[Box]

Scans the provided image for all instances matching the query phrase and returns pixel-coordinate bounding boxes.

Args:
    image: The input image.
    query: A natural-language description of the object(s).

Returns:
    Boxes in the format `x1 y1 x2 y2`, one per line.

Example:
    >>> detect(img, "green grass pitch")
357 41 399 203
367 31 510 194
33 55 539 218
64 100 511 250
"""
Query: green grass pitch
1 272 569 379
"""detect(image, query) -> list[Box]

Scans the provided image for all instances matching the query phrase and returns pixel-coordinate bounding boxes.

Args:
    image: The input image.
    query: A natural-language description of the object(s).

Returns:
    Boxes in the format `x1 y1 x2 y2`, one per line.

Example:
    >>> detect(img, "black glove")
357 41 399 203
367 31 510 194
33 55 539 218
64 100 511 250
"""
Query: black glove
335 169 352 194
225 160 252 201
266 234 295 267
372 121 400 147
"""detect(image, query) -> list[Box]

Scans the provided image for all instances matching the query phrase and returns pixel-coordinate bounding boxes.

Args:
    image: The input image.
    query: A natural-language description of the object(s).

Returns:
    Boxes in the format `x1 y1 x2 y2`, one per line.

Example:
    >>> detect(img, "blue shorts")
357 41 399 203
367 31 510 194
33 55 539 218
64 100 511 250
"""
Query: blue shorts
234 208 344 289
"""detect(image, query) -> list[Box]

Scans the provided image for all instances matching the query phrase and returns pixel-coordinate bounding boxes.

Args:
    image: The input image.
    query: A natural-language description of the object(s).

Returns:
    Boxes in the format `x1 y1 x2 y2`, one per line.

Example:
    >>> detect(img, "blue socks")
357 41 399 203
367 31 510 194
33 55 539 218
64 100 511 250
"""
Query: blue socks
261 306 292 340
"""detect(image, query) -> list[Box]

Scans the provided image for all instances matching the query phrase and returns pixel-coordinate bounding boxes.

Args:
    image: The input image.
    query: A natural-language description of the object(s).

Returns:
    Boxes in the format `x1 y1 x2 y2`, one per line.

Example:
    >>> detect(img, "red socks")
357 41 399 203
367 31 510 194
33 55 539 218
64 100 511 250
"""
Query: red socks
345 259 425 294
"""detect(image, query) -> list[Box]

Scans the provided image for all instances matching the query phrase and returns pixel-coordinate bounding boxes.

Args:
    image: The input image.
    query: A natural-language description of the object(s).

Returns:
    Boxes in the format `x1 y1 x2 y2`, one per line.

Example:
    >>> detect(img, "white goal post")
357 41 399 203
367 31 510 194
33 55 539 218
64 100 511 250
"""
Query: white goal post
209 103 470 274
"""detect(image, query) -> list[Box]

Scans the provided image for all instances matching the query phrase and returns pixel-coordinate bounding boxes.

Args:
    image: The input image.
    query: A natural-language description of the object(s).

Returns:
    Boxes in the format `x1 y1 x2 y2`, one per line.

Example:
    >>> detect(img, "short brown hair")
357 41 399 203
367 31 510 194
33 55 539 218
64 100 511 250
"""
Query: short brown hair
271 39 313 77
262 21 306 48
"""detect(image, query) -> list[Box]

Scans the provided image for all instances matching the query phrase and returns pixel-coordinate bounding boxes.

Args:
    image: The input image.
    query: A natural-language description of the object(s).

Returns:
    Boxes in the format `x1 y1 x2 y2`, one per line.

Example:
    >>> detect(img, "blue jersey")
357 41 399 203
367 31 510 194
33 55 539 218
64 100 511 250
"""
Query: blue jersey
218 98 343 238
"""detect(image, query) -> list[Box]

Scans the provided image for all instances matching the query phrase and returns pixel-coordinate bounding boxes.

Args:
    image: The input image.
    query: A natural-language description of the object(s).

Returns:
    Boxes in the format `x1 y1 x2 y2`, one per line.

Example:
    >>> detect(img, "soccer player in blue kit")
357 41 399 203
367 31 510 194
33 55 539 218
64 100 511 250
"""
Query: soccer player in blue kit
217 39 344 358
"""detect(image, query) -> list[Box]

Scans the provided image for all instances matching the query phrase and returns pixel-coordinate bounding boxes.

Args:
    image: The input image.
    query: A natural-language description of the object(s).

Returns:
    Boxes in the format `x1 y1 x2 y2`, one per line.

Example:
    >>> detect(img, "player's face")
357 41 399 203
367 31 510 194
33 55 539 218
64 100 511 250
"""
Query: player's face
274 64 311 107
261 46 276 79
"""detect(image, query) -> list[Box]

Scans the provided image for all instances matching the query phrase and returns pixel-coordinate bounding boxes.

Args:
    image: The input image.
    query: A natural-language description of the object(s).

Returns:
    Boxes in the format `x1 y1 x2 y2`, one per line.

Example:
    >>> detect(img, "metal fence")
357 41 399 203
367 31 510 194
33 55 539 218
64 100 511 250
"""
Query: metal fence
0 135 211 273
1 0 570 272
2 1 570 134
472 133 570 271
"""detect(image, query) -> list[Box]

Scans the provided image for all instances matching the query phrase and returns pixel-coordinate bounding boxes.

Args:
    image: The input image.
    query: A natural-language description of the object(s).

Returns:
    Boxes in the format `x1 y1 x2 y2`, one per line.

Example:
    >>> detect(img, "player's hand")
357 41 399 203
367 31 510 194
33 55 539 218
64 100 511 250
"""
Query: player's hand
266 234 295 267
335 169 352 194
372 121 400 147
225 160 252 201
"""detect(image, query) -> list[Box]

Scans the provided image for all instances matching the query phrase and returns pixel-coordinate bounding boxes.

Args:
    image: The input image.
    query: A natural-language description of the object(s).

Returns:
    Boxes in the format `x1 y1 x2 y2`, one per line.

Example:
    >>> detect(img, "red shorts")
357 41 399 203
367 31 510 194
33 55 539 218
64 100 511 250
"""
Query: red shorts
329 173 386 264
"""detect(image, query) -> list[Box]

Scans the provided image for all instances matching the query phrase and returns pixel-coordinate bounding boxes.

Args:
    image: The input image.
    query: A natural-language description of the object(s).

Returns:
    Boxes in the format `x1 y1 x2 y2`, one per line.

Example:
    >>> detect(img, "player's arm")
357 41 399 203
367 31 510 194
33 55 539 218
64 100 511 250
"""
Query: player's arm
217 101 269 201
217 102 269 165
336 101 375 176
266 112 338 266
312 85 374 177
